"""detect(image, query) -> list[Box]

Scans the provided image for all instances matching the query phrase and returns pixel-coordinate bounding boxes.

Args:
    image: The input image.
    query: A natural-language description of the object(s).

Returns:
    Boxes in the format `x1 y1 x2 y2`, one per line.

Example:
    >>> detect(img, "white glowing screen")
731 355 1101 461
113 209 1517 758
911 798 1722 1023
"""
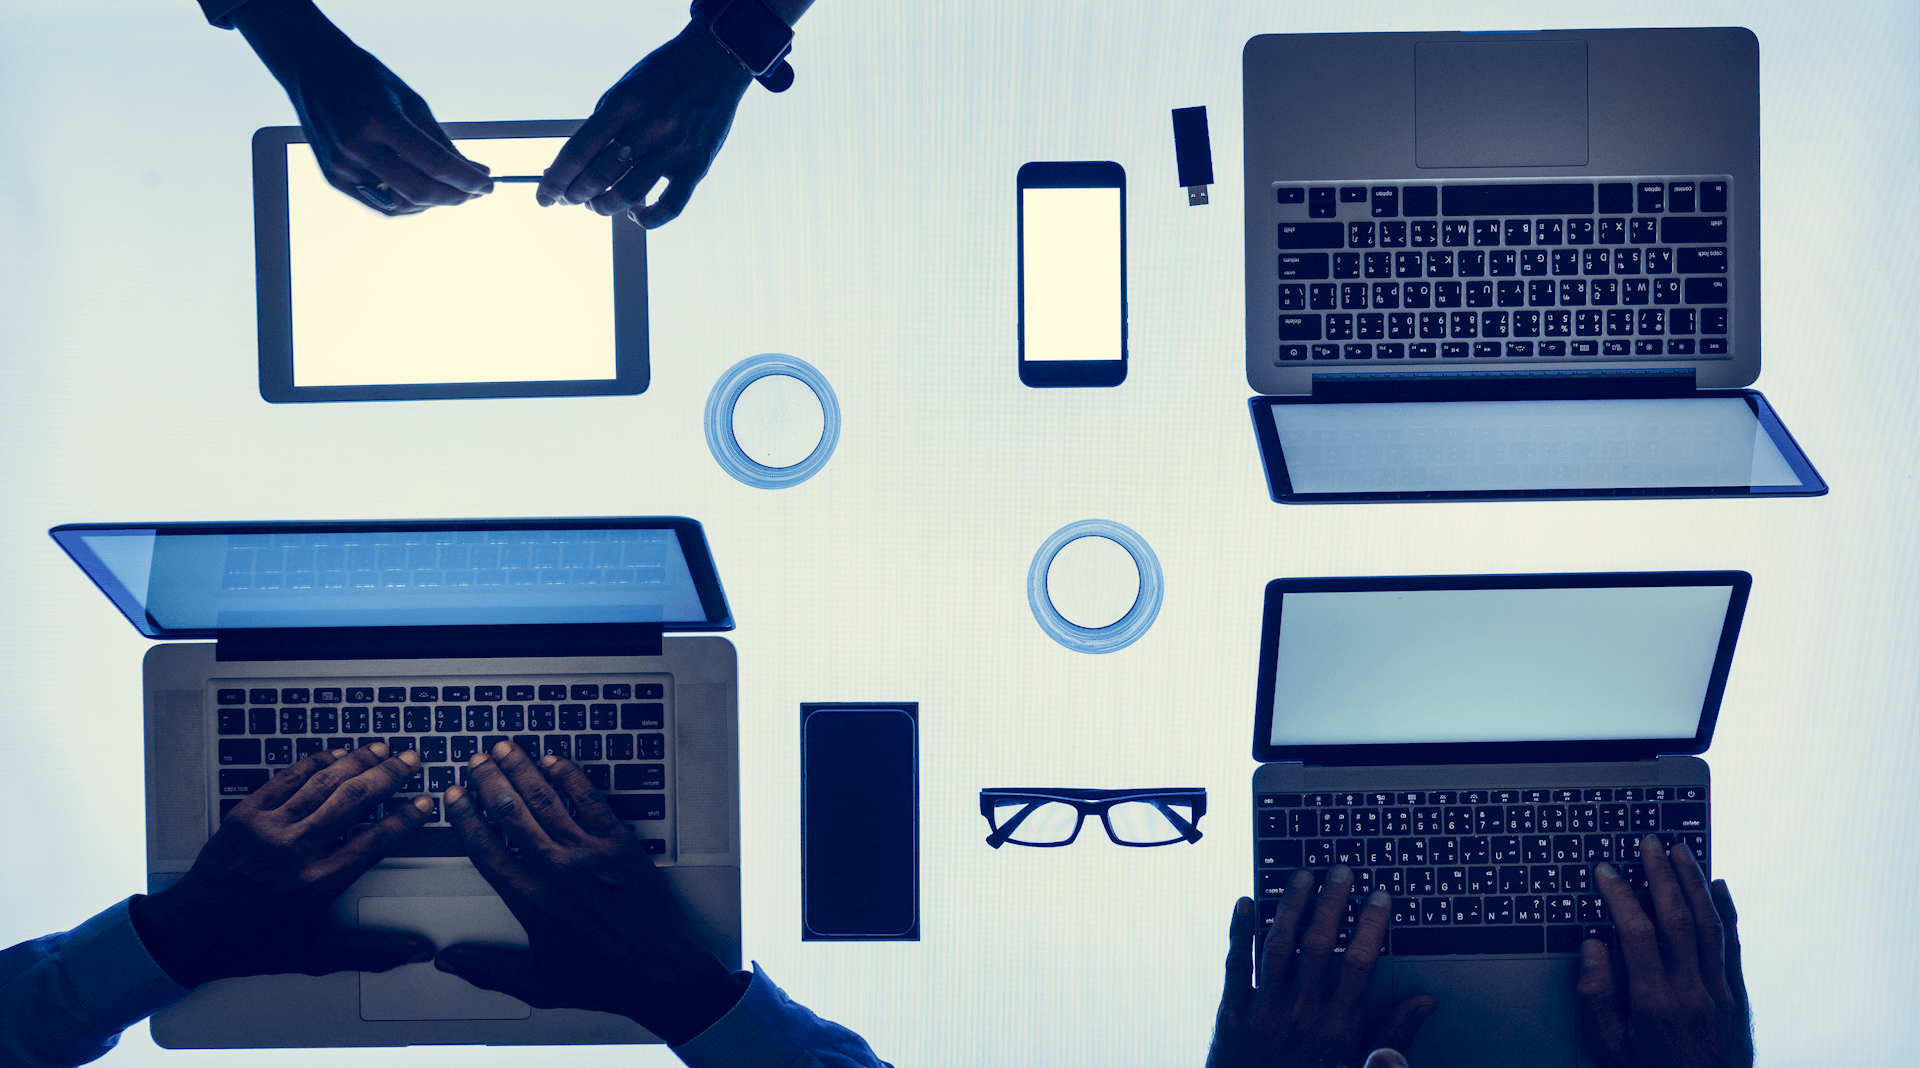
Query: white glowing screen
1021 186 1122 361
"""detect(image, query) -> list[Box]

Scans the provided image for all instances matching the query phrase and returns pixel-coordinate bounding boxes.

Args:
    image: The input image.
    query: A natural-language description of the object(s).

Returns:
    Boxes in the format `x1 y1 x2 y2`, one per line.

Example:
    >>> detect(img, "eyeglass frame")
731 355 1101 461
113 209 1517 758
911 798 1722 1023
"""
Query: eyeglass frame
979 787 1207 849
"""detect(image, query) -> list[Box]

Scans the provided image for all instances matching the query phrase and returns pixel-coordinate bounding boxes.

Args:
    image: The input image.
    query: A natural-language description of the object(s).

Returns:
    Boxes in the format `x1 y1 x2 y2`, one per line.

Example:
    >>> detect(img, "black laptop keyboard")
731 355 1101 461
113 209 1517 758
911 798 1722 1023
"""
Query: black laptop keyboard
1255 787 1709 955
213 676 671 857
1269 177 1732 364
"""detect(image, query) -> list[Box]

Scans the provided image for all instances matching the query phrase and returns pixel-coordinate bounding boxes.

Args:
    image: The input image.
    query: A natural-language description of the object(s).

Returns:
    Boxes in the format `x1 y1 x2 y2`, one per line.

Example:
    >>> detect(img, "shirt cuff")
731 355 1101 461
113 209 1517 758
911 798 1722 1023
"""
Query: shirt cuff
670 962 816 1068
197 0 252 29
57 898 193 1037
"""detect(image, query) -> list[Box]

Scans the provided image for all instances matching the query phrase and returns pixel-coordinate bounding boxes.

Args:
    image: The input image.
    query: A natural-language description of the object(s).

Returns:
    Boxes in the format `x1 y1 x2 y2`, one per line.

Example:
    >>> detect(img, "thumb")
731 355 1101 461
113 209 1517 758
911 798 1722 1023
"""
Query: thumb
435 942 546 1002
1362 1049 1411 1068
311 930 434 975
1369 994 1438 1057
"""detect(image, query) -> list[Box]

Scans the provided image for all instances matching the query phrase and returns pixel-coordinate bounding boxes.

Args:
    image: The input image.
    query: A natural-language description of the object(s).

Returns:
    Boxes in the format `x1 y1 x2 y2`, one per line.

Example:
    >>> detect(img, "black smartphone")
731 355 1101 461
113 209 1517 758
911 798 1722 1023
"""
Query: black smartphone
1017 161 1127 387
800 704 919 940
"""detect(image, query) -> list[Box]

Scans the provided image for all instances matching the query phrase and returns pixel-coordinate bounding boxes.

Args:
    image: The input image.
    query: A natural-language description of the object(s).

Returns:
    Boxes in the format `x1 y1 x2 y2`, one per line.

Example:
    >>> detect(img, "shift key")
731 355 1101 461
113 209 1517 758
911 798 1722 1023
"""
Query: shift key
1278 222 1345 249
608 794 666 821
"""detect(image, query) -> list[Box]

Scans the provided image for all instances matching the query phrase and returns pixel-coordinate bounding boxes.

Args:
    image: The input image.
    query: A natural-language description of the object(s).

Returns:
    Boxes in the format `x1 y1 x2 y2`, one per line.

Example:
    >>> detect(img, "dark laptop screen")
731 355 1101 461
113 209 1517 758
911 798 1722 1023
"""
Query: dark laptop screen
51 518 730 637
1252 572 1748 765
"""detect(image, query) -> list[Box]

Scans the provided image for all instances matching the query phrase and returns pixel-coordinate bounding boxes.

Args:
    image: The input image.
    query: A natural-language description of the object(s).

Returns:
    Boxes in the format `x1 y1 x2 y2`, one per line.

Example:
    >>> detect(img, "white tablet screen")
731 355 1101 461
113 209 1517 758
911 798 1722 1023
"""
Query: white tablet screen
287 137 616 387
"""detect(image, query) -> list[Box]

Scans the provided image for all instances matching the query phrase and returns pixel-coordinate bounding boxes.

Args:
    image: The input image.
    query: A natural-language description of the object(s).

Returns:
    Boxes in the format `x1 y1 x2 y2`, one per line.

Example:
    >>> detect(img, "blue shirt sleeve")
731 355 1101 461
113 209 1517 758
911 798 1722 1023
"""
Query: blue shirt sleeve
195 0 250 29
0 898 192 1068
671 963 895 1068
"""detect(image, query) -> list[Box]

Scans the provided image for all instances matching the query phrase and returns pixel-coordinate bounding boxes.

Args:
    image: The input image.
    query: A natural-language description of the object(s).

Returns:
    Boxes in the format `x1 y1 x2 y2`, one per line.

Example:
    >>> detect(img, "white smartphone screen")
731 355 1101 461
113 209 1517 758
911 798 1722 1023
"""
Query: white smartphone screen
1021 186 1122 362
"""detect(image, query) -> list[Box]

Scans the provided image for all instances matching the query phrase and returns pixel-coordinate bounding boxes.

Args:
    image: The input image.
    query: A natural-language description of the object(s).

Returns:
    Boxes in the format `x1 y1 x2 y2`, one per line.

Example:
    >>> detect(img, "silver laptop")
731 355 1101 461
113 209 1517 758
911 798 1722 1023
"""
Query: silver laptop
1241 29 1824 503
53 517 741 1048
1249 571 1746 1068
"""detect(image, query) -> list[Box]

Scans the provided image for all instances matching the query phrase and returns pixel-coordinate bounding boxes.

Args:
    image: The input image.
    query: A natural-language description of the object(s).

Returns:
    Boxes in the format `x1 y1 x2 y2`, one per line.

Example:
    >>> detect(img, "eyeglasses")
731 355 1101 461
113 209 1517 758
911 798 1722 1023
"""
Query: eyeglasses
979 788 1206 848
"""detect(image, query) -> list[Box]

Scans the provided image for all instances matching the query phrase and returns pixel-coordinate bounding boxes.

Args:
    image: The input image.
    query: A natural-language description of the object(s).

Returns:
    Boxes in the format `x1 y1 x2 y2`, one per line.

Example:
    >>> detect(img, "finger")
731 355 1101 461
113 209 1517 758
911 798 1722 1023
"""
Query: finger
322 171 422 216
1219 897 1256 1013
1294 863 1354 1003
1575 939 1632 1068
539 112 628 206
586 161 662 218
633 172 700 229
1639 834 1701 983
442 783 542 902
465 745 558 854
1713 879 1755 1066
351 149 476 209
564 142 642 206
1333 888 1393 1009
309 794 435 890
435 944 555 1007
489 740 583 845
537 754 626 839
245 748 349 812
303 746 424 829
1257 868 1314 988
277 743 388 821
1593 861 1666 1002
1366 995 1438 1059
304 929 434 976
1669 840 1726 994
394 97 492 186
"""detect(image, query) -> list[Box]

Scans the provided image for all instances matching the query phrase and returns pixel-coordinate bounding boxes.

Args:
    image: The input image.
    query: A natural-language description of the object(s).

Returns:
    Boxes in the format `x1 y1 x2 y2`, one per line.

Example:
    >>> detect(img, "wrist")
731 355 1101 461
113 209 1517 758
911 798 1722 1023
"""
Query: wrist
128 888 216 989
628 958 749 1046
229 0 362 90
675 20 758 91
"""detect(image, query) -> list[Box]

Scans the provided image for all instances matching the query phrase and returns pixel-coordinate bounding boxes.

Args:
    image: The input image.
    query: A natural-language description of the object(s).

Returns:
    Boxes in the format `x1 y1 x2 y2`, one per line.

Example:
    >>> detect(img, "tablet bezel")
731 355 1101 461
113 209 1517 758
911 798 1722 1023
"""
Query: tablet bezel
253 120 649 403
1247 389 1826 503
1250 570 1751 766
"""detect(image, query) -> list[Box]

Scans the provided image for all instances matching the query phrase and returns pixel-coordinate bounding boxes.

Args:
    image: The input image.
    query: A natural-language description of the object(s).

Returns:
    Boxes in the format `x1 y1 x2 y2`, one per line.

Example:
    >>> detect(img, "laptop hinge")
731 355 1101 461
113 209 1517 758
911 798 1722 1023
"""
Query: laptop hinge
214 623 665 662
1310 367 1697 402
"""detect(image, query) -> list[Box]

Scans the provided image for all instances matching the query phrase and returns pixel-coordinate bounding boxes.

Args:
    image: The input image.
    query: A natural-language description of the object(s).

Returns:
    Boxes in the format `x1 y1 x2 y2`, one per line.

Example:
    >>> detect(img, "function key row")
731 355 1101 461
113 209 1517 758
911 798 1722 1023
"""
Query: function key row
1259 788 1704 805
217 683 663 705
1279 217 1726 251
1279 181 1727 219
217 702 666 735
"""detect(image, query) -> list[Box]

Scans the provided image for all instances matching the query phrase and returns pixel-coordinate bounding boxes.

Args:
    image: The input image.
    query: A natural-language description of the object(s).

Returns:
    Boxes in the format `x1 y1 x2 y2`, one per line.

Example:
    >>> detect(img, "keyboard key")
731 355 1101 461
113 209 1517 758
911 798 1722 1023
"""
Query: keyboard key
1700 181 1727 213
512 734 540 755
1340 186 1368 203
607 794 665 821
434 706 461 732
569 684 599 701
543 735 571 759
1677 248 1726 273
1348 222 1375 248
1278 222 1345 251
559 704 587 731
1308 187 1336 218
310 708 339 734
264 738 293 764
347 687 375 703
474 685 503 701
419 736 448 763
378 687 407 703
248 708 275 735
482 734 509 753
374 707 400 732
586 703 618 731
606 733 635 761
637 684 664 700
441 686 471 702
451 735 479 761
410 686 438 702
219 738 262 765
640 839 667 855
403 706 431 732
575 734 603 761
280 687 310 705
1443 183 1593 216
279 708 307 735
581 764 611 791
428 766 456 792
218 708 246 735
217 689 247 705
507 685 536 701
528 705 557 731
219 768 271 796
1371 187 1399 217
615 763 667 791
249 688 280 705
496 705 525 730
343 707 370 733
1277 186 1305 204
621 703 665 730
386 827 468 858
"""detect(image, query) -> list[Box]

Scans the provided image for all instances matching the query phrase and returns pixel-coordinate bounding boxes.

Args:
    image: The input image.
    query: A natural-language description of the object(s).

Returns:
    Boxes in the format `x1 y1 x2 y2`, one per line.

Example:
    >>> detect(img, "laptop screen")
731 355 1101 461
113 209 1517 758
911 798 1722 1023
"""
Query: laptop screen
1253 572 1748 764
50 519 730 637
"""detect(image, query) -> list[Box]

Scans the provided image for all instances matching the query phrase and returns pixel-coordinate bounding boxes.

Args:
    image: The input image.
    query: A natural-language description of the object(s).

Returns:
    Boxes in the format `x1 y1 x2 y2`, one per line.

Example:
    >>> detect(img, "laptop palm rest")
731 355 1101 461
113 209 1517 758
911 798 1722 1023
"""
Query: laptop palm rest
357 895 531 1021
1394 958 1580 1068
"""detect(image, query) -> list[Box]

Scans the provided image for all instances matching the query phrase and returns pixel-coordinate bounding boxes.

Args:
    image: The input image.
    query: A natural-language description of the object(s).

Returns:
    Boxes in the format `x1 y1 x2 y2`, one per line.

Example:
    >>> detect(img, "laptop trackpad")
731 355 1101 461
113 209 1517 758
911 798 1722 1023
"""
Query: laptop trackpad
1395 958 1579 1068
357 896 533 1021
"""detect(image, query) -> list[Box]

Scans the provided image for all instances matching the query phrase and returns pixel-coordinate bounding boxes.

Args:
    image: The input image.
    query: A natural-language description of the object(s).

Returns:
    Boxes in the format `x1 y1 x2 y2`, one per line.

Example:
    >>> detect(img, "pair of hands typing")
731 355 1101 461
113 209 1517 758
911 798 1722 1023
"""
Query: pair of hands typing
129 739 741 1044
1205 839 1753 1068
229 0 752 226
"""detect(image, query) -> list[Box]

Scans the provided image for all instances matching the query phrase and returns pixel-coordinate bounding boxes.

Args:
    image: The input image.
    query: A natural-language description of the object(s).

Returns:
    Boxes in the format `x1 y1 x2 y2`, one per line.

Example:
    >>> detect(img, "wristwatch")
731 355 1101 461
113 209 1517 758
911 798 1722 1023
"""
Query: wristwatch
704 0 796 93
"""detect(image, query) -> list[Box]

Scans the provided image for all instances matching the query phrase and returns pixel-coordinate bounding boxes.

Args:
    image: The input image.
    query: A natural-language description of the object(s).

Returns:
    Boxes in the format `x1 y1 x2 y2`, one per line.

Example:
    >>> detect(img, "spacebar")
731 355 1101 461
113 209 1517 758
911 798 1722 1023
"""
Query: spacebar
1392 926 1543 956
383 827 468 858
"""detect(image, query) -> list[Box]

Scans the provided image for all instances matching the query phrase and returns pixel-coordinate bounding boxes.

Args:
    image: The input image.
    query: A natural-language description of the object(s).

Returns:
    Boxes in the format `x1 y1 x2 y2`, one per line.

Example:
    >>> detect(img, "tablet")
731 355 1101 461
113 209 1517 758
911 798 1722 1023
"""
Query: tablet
253 120 649 403
1247 391 1826 503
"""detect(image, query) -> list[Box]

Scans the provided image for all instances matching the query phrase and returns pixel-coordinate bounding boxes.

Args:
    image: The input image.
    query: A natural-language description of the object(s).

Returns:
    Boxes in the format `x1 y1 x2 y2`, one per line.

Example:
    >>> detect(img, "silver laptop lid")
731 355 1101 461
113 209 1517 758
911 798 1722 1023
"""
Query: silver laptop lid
1243 28 1760 395
51 517 732 639
1252 571 1749 766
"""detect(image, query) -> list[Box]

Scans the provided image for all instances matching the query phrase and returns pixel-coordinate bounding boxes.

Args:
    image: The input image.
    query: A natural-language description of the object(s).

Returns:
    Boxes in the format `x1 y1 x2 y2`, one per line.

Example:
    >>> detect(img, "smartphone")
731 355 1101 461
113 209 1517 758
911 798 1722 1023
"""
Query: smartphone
1017 161 1127 387
800 704 919 940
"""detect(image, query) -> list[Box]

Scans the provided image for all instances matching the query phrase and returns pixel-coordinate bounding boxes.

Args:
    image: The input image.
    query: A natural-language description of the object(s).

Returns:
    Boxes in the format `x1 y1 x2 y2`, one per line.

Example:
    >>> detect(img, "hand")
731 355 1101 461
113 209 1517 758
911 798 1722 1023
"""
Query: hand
1578 837 1753 1068
1208 866 1438 1068
537 24 754 227
128 744 435 987
230 0 493 214
434 742 747 1044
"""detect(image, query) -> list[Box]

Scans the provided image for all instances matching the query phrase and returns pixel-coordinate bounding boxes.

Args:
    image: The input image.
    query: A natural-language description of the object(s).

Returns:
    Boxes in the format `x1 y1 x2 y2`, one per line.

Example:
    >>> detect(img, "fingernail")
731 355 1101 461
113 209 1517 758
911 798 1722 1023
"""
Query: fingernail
1596 861 1618 880
413 796 433 812
444 785 465 804
468 753 487 768
1330 863 1353 883
493 741 512 759
399 749 421 766
536 194 552 207
1290 869 1313 890
541 754 558 767
369 742 389 757
330 748 346 757
1234 897 1252 916
1369 889 1390 907
409 945 435 963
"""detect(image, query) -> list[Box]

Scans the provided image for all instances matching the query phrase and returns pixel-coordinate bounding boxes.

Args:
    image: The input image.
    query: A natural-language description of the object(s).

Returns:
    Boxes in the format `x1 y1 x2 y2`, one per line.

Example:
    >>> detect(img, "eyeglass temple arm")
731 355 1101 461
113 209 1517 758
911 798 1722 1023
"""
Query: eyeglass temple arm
984 800 1042 849
1152 799 1204 843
